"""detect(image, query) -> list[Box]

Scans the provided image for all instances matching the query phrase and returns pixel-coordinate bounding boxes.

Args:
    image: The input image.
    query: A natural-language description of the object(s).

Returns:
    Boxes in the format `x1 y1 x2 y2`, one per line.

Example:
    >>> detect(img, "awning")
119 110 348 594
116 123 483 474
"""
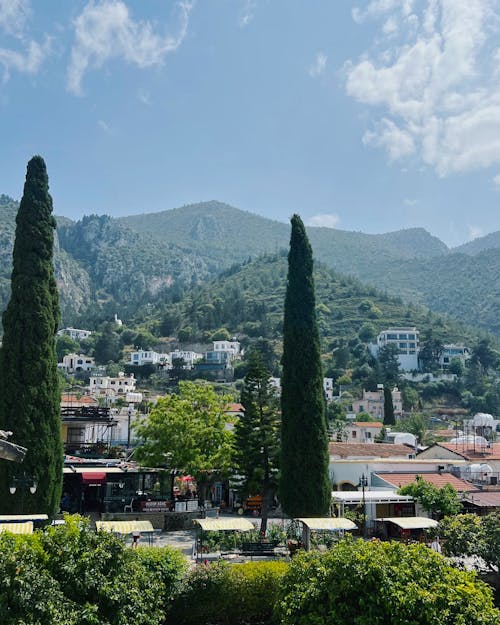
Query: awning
81 471 106 485
0 514 48 521
296 517 357 531
376 517 438 529
0 439 27 462
95 520 154 535
332 490 413 505
0 521 33 534
194 518 255 532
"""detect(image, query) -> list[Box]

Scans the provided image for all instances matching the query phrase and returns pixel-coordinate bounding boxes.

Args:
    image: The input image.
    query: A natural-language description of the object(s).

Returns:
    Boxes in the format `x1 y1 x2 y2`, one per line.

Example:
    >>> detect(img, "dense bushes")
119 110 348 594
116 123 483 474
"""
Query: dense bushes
169 560 288 625
0 516 187 625
275 539 500 625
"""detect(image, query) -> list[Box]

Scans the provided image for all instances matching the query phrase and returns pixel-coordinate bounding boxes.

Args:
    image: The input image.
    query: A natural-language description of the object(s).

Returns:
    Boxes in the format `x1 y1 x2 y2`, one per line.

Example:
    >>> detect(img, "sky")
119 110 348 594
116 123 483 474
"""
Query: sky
1 0 500 247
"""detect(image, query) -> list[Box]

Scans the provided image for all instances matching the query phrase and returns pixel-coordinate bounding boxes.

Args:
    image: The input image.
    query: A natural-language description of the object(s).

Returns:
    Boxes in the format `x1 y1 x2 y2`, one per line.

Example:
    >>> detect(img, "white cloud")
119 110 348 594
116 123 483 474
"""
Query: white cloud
346 0 500 176
468 225 483 239
404 197 418 206
67 0 193 96
240 0 256 27
307 213 340 229
137 87 150 105
493 173 500 186
0 0 30 37
0 0 50 81
98 119 112 133
308 52 327 78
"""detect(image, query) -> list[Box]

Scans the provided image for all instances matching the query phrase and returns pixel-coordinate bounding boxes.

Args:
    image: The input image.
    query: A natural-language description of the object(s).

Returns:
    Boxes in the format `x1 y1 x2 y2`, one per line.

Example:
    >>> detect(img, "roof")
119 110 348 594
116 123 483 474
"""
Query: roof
375 517 438 530
329 442 414 459
194 518 255 532
331 490 413 504
464 492 500 507
61 394 97 405
96 520 154 535
375 472 478 492
433 429 458 438
226 403 244 412
0 521 33 534
296 517 357 531
0 514 48 521
352 422 383 428
431 442 500 461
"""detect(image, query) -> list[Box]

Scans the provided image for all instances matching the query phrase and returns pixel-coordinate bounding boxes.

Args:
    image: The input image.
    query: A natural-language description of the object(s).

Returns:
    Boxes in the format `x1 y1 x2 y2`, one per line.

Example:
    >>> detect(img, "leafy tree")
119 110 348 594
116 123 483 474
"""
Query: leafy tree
419 328 444 372
0 156 63 516
471 338 499 372
276 539 499 625
438 513 500 582
398 476 461 519
210 327 231 341
396 413 434 446
234 350 280 534
378 343 400 385
134 381 234 506
448 357 464 375
280 215 330 517
401 385 420 411
93 322 122 364
358 322 376 342
383 386 395 425
55 334 80 361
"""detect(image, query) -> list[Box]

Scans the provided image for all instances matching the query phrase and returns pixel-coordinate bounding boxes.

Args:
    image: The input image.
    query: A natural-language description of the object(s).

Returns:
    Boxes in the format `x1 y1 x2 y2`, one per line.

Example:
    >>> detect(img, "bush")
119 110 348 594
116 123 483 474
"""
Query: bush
275 539 500 625
169 560 288 625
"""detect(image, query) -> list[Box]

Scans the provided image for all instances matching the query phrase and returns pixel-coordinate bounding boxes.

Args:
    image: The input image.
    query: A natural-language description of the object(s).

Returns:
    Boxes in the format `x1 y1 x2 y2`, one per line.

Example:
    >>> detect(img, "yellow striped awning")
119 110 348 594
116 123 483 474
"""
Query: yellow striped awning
296 517 357 531
376 517 438 529
95 520 154 534
0 521 33 534
194 518 255 532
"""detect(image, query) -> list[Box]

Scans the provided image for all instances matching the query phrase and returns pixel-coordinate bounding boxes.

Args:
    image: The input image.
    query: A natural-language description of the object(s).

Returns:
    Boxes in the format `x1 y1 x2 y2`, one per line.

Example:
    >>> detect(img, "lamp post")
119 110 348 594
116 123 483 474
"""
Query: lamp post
9 473 37 513
359 473 368 540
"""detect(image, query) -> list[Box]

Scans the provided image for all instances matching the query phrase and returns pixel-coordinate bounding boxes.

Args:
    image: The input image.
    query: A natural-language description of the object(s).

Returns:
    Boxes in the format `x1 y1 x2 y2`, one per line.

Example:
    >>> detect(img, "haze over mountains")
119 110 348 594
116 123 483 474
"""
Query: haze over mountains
1 194 500 335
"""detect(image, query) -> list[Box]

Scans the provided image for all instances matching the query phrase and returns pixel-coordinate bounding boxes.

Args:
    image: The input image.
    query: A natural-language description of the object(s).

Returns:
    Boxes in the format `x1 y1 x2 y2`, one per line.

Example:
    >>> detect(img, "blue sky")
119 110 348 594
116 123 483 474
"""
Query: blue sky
2 0 500 247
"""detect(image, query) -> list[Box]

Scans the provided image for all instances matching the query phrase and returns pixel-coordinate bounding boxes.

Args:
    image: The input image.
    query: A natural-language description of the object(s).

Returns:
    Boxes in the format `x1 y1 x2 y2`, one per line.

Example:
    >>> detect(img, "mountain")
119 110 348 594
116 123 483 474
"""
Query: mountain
453 231 500 256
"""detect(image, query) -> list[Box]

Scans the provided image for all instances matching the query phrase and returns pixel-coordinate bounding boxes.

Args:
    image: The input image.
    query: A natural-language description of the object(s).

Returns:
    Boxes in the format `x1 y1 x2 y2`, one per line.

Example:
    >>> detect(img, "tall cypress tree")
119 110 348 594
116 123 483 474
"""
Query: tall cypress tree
280 214 331 517
0 156 63 516
383 386 395 425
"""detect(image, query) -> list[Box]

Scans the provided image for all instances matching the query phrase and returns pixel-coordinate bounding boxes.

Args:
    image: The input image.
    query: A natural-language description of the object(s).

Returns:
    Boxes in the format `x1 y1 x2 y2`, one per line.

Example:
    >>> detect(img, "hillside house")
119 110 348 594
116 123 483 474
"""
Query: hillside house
89 373 137 398
166 350 203 369
346 421 384 443
60 393 117 455
58 353 95 373
57 327 92 341
370 327 419 371
129 350 162 366
269 377 335 401
351 386 403 419
439 344 470 370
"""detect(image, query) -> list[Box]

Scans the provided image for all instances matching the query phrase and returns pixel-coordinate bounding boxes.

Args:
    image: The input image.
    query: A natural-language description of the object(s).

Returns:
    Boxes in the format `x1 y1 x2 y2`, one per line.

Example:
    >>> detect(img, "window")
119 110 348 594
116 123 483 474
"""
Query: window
352 431 357 438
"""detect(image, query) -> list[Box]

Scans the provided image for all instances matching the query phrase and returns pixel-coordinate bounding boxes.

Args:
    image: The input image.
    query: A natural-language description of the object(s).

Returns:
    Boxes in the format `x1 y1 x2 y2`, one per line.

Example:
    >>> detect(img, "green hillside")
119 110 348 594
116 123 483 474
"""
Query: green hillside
453 231 500 256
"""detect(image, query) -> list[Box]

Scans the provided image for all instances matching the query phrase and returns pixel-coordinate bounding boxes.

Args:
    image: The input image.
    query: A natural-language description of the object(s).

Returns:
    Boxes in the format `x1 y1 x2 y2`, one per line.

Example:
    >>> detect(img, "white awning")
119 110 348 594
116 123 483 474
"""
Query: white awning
332 490 413 504
0 521 33 534
376 517 438 529
194 518 255 532
95 520 154 534
296 517 357 531
0 514 48 521
64 467 126 474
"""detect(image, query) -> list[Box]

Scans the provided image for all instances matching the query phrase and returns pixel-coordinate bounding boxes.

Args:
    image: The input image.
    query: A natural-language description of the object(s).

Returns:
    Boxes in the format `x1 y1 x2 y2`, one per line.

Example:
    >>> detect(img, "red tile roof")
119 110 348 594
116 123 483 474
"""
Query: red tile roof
353 422 383 428
226 403 244 412
435 442 500 461
329 442 413 458
375 472 478 492
61 394 97 406
464 492 500 507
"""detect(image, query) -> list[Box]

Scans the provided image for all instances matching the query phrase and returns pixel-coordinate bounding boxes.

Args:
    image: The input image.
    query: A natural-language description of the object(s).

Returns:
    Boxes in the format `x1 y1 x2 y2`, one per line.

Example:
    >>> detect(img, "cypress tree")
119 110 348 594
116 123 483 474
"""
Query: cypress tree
280 214 331 517
383 386 395 425
0 156 63 516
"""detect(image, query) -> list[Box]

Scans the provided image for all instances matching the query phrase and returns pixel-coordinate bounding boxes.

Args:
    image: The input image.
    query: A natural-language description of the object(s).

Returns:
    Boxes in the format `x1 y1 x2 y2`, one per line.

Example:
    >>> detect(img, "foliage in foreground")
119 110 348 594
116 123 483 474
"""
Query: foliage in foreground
0 515 187 625
169 560 288 625
275 539 500 625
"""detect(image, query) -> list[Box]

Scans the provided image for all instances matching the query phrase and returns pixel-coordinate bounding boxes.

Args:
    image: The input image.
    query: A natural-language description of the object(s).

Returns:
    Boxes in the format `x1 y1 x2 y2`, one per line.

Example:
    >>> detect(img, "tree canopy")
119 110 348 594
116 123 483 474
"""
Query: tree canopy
398 476 461 519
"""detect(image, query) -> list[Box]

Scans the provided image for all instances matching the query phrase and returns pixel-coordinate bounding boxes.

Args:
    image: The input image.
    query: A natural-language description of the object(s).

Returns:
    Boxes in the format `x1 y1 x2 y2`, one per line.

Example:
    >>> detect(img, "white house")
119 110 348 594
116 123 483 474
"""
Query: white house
167 350 203 369
129 350 162 366
371 327 419 371
58 353 95 373
57 327 92 341
89 373 136 397
439 344 470 370
268 377 335 401
212 340 241 358
346 421 384 444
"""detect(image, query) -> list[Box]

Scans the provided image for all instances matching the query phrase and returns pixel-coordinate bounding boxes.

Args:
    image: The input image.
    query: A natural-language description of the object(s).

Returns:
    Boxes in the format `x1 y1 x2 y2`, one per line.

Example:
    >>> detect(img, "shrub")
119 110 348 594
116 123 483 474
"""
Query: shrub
169 560 288 625
275 539 500 625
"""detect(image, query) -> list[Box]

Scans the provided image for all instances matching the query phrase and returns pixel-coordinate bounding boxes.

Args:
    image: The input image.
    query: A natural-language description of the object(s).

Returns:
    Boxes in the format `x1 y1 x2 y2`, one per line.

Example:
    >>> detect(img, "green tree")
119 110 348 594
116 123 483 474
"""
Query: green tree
0 156 63 516
280 215 330 518
383 386 395 425
419 329 444 372
234 350 280 534
55 334 80 362
378 343 400 385
93 322 122 364
398 476 461 519
134 381 234 506
276 539 499 625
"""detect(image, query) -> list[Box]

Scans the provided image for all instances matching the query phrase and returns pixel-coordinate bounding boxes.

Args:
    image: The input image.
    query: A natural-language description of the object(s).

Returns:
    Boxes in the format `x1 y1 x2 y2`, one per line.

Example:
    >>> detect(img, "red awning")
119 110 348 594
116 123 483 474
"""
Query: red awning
81 472 106 485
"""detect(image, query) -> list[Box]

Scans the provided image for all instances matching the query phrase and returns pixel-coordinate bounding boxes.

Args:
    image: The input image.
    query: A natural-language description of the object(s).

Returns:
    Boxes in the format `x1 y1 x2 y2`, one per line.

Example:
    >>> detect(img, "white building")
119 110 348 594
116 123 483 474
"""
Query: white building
89 373 136 397
129 350 162 366
167 350 203 369
58 353 95 373
371 327 419 371
346 421 384 443
212 340 241 357
268 377 334 402
57 327 92 341
439 344 470 370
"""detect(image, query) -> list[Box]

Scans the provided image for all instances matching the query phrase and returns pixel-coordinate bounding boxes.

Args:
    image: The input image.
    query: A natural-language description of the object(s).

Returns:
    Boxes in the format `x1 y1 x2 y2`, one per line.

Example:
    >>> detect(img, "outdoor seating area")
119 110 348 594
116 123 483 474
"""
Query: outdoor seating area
95 519 157 545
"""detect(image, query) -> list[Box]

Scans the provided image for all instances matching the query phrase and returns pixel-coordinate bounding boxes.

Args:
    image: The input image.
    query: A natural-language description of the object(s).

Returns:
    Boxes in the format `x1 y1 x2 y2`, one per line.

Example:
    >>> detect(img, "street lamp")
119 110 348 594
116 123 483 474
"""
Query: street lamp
358 473 368 540
9 473 37 513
